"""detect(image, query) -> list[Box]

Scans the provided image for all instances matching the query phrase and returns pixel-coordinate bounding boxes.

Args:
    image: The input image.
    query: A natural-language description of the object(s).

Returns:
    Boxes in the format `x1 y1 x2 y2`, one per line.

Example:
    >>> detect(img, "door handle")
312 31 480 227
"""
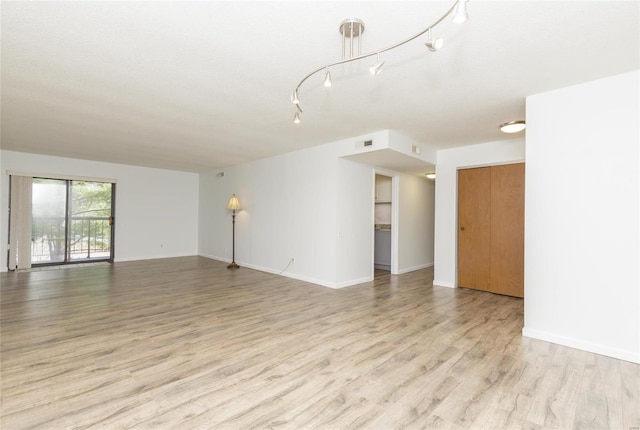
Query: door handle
460 226 465 231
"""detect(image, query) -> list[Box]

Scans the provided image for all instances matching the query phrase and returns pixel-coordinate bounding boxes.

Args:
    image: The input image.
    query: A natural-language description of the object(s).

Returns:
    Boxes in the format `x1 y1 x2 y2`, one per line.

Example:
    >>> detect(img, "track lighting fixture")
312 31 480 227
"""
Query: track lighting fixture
369 53 384 75
452 0 469 24
290 0 469 120
425 28 444 52
323 69 332 87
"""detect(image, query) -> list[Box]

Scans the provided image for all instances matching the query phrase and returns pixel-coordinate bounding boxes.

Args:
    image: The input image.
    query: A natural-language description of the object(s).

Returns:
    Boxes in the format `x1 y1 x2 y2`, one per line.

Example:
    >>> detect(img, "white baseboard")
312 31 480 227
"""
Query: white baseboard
333 276 374 289
433 279 455 288
198 254 372 289
199 253 230 263
395 262 434 275
114 252 198 263
522 327 640 364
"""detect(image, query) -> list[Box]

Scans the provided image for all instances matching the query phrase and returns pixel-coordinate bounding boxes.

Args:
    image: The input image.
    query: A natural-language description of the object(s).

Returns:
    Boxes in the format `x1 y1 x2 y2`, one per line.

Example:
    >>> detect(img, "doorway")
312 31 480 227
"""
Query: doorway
374 174 392 273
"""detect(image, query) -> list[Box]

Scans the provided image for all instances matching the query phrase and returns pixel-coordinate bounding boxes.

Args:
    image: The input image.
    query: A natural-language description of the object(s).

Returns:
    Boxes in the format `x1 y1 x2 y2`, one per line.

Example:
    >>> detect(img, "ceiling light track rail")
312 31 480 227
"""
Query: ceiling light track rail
291 0 468 121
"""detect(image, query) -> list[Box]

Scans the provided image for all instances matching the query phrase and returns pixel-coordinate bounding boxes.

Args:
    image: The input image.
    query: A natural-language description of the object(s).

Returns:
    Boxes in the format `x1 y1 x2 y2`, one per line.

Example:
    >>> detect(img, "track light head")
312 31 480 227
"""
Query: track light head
369 61 384 75
425 28 444 51
293 112 301 124
323 69 332 87
369 53 385 75
290 90 300 105
425 37 443 51
452 0 469 24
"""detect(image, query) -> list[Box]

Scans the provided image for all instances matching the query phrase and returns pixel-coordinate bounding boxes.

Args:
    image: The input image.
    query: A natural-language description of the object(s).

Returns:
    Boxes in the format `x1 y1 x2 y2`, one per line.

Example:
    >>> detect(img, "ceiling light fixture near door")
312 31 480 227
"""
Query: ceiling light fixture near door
290 0 470 123
499 120 526 133
425 172 437 180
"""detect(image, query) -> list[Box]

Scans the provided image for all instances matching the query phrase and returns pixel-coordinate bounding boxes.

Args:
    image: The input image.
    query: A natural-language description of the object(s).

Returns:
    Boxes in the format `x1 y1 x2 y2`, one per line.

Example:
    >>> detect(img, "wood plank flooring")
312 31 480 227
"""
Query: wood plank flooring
1 256 638 429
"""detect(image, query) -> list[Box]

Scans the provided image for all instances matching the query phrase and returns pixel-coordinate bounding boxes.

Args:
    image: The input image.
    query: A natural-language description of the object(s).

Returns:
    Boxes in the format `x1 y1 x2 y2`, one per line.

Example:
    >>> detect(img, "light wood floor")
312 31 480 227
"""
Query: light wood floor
1 257 638 429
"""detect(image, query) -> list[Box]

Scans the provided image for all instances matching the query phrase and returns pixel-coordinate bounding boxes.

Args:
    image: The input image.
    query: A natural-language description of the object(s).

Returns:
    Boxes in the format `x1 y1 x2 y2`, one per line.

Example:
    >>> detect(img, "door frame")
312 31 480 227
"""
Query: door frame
372 169 399 275
32 178 116 267
6 170 117 270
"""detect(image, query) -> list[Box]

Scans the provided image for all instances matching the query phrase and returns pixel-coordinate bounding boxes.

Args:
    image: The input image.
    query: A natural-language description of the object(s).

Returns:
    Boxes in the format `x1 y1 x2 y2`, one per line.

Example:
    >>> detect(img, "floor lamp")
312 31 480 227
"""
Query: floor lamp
226 194 241 269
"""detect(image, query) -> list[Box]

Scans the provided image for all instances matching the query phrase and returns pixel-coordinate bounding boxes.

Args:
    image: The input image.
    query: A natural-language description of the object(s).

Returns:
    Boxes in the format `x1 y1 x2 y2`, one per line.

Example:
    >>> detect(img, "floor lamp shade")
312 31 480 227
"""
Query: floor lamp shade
226 194 241 269
227 194 241 211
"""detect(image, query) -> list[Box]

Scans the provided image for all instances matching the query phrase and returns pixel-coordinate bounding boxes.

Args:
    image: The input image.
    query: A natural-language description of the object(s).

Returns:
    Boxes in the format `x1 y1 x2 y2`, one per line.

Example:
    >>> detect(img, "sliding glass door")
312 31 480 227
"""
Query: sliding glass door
31 179 67 263
31 178 114 265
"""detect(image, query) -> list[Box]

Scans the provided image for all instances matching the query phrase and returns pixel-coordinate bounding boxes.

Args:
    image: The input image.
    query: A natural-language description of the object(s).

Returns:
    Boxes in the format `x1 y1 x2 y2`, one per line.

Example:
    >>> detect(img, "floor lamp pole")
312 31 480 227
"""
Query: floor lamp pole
228 209 239 269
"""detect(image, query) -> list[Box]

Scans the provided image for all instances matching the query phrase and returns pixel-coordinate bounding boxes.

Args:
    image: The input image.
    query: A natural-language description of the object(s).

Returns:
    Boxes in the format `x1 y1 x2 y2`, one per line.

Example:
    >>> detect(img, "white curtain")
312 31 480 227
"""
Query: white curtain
8 175 33 270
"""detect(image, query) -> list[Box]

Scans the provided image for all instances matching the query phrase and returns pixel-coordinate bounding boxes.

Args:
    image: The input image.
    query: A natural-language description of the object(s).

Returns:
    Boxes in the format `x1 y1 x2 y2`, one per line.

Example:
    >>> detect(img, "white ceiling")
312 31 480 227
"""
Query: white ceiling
1 1 638 172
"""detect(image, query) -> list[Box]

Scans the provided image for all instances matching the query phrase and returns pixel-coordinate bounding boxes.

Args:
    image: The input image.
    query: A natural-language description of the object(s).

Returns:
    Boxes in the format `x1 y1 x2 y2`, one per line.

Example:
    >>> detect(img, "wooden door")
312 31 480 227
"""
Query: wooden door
490 163 525 297
457 167 491 291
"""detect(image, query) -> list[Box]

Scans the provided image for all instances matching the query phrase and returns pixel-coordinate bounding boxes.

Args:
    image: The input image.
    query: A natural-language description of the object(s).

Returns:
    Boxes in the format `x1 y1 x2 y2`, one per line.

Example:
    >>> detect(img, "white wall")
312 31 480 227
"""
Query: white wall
388 130 437 164
199 140 372 288
199 132 436 288
0 150 199 270
524 70 639 363
433 138 526 288
336 158 376 286
397 173 435 273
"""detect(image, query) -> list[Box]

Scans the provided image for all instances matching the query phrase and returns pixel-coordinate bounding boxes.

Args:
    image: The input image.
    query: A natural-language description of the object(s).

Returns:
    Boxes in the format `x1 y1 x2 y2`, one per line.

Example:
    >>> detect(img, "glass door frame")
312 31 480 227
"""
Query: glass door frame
31 177 115 267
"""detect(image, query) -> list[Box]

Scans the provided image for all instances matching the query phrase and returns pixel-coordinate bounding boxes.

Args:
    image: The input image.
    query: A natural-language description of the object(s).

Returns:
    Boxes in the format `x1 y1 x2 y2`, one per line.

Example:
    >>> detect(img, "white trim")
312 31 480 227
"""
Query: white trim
522 327 640 364
113 253 196 263
333 276 374 289
391 175 400 274
454 158 526 172
199 253 230 263
433 279 455 288
396 262 433 275
7 170 117 184
199 254 373 289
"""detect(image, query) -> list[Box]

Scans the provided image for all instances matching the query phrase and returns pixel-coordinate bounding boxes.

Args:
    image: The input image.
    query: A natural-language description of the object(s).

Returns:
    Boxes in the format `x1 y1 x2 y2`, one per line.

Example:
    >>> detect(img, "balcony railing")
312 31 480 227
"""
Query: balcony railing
31 216 111 263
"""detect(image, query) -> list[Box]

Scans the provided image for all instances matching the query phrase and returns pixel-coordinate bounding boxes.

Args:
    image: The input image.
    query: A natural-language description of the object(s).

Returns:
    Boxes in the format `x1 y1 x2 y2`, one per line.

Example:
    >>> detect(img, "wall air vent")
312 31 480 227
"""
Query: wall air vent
364 140 373 147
